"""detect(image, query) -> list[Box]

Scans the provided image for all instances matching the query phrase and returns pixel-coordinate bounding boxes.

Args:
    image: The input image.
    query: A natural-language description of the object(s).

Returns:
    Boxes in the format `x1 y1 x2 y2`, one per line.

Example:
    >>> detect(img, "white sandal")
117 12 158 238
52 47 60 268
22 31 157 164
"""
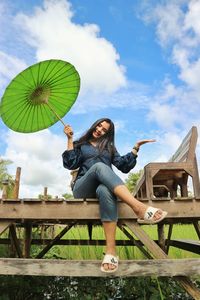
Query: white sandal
137 206 168 224
100 254 119 273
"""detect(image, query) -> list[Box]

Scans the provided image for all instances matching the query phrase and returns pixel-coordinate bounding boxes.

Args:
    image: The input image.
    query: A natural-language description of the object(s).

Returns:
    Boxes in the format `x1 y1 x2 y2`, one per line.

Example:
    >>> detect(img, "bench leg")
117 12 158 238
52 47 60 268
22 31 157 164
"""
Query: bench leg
145 168 154 199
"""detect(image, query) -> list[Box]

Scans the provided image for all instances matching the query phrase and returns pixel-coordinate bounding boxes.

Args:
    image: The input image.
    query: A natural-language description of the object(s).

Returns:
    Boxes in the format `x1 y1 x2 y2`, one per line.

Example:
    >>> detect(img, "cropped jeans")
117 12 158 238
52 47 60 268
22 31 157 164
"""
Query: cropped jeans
73 162 124 222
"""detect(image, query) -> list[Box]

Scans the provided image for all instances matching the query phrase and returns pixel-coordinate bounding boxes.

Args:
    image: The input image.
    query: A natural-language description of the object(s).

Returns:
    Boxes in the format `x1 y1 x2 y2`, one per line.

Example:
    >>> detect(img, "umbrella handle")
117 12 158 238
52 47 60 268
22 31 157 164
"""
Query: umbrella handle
45 102 66 127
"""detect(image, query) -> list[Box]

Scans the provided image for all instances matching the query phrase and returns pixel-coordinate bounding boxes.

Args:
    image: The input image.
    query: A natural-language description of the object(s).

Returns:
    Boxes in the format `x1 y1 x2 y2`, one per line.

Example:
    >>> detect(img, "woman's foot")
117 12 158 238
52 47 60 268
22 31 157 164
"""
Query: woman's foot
137 206 168 224
101 253 119 273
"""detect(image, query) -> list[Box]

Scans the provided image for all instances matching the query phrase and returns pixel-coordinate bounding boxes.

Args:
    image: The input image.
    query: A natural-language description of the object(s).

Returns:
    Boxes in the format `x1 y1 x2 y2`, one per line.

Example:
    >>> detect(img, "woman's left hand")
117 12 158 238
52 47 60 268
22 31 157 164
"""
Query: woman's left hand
135 139 156 147
133 139 156 152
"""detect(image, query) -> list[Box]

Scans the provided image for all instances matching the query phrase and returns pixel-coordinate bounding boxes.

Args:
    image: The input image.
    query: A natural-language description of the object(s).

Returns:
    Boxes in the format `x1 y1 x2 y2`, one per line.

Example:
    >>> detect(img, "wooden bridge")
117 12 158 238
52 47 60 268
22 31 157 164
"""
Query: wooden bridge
0 126 200 299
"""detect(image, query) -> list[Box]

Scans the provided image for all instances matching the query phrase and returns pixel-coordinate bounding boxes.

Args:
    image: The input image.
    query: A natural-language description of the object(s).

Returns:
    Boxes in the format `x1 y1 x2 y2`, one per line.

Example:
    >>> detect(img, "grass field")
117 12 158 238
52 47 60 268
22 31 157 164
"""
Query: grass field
43 224 200 260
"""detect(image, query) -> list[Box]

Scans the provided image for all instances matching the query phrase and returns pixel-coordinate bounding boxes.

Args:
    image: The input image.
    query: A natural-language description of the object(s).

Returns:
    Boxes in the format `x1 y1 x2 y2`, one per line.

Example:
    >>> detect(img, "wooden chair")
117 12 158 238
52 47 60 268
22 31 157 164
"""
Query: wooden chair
134 126 200 200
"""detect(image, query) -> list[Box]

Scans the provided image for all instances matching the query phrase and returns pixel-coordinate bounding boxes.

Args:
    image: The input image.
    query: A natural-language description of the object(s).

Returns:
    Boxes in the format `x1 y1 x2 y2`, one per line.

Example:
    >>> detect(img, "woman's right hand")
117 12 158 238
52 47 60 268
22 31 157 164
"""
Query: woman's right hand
64 125 74 138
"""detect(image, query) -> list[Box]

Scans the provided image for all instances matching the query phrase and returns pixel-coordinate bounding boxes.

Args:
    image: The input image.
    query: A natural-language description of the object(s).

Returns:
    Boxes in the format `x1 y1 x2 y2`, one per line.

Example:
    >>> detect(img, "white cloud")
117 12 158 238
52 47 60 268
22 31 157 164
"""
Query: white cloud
3 129 72 198
0 51 27 93
150 0 200 91
136 0 200 129
14 0 126 94
147 102 182 129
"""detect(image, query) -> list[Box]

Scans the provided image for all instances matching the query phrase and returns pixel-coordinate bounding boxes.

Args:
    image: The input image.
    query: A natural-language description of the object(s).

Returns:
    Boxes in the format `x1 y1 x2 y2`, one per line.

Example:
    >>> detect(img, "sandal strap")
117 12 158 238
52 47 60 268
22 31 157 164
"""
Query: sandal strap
144 206 160 220
102 254 118 267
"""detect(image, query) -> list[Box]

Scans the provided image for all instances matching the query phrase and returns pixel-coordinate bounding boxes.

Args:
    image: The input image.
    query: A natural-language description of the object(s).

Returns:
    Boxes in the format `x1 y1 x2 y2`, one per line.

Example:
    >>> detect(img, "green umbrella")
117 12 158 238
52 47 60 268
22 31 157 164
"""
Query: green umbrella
0 59 80 133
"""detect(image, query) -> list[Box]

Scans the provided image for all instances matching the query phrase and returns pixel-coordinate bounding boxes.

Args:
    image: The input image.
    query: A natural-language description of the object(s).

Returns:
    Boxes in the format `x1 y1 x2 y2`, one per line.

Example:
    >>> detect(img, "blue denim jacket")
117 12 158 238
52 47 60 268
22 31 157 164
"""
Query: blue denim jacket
62 143 137 181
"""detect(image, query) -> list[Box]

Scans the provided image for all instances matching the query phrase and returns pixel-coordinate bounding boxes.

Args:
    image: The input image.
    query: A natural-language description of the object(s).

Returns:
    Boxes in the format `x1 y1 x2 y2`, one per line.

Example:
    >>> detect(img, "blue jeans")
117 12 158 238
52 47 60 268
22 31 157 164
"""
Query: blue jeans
73 162 124 221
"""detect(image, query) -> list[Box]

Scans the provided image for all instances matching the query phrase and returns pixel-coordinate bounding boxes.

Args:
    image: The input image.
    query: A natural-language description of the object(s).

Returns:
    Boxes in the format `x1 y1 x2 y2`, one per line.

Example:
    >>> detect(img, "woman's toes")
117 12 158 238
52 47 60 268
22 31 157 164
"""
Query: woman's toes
153 210 163 220
103 263 109 271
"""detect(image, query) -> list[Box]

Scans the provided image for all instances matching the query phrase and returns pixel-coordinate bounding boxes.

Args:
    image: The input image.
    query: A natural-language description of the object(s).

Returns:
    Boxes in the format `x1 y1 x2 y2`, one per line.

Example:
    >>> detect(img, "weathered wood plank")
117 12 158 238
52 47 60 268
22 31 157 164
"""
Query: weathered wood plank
124 221 167 259
0 200 199 221
0 258 200 277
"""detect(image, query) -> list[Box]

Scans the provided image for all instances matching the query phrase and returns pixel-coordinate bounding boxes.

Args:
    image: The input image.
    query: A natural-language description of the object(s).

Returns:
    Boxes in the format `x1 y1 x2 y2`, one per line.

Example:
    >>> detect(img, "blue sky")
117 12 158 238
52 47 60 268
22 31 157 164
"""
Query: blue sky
0 0 200 198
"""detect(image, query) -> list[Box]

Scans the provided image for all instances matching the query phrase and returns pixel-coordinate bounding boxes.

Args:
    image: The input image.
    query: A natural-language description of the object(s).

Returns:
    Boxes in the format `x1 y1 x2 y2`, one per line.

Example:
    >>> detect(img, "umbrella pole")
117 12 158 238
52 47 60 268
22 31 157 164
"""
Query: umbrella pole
45 103 66 127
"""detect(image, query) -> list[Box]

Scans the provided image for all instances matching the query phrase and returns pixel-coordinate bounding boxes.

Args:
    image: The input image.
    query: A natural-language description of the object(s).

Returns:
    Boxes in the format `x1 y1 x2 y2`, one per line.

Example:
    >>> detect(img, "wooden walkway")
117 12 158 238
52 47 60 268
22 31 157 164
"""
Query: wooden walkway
0 198 200 299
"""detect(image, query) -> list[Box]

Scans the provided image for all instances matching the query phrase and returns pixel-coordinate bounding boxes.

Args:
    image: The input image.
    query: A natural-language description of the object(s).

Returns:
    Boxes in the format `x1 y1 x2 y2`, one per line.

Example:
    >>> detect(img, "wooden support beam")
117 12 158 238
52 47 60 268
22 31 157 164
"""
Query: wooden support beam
0 258 200 277
9 224 23 258
0 238 143 246
36 223 75 258
166 224 173 254
117 224 153 259
193 221 200 239
124 221 200 300
23 223 32 258
168 239 200 254
157 224 166 251
0 222 11 236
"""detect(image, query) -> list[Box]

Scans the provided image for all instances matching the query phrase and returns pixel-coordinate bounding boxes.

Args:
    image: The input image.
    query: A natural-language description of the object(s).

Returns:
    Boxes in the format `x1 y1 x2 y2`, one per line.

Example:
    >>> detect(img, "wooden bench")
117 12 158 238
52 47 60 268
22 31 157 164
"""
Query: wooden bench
134 126 200 200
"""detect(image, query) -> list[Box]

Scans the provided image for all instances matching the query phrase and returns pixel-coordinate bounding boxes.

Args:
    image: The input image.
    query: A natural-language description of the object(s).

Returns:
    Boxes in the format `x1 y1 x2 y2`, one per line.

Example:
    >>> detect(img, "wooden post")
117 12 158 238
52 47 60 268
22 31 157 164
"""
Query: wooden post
23 223 32 258
44 187 48 200
9 224 23 258
166 224 173 254
157 224 166 251
12 167 21 199
2 180 9 200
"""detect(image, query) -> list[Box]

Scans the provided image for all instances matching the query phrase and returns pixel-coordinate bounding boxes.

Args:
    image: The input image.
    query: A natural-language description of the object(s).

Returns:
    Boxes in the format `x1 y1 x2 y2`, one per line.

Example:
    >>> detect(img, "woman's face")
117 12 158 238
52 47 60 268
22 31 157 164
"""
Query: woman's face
92 121 110 139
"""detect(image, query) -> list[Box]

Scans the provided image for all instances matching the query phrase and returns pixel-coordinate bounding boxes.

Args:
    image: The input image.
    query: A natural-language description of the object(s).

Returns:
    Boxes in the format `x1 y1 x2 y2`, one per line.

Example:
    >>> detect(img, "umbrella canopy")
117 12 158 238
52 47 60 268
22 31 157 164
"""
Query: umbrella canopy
0 59 80 133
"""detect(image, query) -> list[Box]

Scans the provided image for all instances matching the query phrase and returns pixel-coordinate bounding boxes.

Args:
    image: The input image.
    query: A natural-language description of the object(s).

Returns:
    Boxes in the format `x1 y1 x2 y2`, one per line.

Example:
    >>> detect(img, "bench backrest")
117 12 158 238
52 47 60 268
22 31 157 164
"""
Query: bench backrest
168 126 198 162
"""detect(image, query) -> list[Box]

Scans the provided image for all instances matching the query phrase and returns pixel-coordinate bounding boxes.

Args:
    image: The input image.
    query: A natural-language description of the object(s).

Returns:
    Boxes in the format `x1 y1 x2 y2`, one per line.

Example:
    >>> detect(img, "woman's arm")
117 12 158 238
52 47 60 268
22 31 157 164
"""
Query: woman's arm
132 139 156 155
62 125 82 170
112 139 156 173
64 125 74 150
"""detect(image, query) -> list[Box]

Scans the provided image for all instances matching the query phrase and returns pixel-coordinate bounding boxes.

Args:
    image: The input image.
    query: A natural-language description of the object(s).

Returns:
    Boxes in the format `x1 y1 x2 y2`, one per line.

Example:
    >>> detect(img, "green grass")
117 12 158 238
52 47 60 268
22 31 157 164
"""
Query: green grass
43 224 200 260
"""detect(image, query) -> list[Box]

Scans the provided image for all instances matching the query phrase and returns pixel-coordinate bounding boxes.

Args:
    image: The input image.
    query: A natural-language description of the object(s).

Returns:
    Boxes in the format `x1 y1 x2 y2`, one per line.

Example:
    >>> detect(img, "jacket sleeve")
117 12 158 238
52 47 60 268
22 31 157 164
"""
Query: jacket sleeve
112 150 137 173
62 147 82 170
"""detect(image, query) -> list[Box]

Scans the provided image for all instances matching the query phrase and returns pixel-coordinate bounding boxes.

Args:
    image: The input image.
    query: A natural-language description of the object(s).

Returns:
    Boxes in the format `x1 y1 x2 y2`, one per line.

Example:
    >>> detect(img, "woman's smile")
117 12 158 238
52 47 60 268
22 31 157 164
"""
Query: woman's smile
92 121 110 139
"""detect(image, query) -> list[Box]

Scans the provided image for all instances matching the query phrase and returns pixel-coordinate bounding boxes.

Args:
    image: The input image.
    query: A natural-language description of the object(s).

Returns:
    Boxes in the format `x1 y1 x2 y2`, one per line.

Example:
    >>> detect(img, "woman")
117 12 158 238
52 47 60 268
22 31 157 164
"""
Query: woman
62 118 167 273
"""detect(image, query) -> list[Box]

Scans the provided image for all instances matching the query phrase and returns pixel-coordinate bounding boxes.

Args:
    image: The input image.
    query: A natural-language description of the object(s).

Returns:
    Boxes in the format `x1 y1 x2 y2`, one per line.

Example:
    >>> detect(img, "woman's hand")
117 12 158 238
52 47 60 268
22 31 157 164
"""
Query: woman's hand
135 139 156 148
132 139 156 154
64 125 74 139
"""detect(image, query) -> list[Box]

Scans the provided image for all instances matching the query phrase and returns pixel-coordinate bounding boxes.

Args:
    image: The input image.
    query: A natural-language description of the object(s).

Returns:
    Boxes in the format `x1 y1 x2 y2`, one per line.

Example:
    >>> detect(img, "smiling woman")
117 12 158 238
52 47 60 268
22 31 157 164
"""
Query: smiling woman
62 118 167 273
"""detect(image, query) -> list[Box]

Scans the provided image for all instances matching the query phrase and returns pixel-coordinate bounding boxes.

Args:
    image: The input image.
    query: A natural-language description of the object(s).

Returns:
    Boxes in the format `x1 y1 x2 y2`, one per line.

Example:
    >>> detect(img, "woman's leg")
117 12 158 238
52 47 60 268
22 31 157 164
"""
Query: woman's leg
74 162 163 221
113 185 162 220
96 184 118 271
102 221 117 271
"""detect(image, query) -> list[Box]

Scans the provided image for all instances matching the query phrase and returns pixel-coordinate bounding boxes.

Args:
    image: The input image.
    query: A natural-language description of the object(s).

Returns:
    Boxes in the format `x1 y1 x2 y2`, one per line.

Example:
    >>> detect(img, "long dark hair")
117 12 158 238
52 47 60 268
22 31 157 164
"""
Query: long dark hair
74 118 115 155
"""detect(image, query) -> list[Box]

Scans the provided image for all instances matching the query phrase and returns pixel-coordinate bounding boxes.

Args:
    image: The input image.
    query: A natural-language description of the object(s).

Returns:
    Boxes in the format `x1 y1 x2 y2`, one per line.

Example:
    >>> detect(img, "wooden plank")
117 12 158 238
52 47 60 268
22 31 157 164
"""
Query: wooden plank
0 200 200 220
168 239 200 254
0 222 11 236
0 258 200 277
117 224 153 259
124 221 167 259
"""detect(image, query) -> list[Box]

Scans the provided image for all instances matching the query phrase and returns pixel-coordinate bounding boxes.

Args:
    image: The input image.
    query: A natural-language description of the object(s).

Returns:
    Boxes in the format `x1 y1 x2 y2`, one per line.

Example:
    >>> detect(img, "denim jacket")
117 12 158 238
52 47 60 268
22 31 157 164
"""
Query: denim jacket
62 143 137 182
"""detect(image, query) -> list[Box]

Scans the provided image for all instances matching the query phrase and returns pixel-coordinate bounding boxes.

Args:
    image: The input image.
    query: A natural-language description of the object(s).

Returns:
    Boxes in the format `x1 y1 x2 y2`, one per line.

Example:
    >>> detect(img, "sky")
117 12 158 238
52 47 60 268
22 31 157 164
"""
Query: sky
0 0 200 198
